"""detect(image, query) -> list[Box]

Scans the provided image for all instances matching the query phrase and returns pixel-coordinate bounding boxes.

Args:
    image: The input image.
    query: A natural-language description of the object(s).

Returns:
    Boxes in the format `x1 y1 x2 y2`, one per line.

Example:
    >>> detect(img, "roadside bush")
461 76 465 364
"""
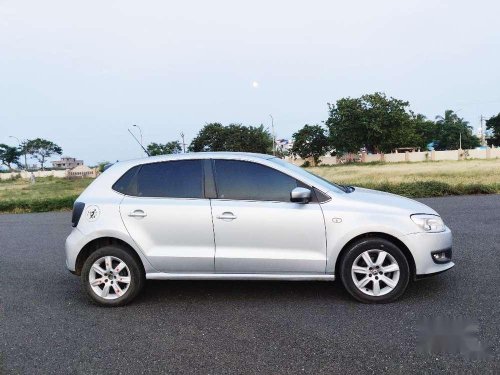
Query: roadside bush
0 195 78 213
355 181 497 198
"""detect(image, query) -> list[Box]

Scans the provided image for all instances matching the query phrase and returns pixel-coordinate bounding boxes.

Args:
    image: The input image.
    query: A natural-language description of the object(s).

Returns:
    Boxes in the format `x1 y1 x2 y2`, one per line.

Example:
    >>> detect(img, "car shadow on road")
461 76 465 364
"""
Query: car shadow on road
137 279 354 305
131 274 453 306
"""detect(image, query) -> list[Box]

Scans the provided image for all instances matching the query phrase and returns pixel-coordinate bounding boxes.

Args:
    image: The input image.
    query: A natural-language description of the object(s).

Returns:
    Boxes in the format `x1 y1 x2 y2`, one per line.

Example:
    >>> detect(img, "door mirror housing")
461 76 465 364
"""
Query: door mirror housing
290 187 312 204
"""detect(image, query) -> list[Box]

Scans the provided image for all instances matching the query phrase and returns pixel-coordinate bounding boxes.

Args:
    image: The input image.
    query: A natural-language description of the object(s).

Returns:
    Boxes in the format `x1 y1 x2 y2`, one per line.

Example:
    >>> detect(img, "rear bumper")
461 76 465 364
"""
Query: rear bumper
65 227 85 273
400 227 455 277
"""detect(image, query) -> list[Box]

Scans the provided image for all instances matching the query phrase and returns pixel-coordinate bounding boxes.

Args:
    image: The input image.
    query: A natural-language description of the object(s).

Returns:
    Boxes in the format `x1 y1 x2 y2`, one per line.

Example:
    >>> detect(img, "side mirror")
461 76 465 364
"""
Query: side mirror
290 187 312 204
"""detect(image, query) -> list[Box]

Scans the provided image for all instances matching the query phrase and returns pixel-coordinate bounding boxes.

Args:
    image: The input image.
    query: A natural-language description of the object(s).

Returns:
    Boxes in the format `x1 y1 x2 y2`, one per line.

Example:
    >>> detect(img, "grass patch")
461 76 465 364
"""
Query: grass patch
0 177 93 214
307 159 500 197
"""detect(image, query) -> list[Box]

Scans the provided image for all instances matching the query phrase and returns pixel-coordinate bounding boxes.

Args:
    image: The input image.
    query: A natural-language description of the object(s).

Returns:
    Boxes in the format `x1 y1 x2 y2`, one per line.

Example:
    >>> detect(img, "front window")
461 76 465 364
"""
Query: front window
214 160 299 202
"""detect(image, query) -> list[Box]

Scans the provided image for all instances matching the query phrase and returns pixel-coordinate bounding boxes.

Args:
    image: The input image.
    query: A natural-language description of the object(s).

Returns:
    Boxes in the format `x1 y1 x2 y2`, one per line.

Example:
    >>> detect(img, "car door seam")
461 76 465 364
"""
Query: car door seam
209 198 217 272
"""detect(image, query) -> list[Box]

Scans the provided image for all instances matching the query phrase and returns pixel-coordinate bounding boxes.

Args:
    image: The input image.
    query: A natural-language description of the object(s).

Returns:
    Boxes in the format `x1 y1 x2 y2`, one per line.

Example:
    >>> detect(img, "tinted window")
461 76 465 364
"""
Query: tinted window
135 160 203 198
112 166 139 194
270 157 345 193
214 160 298 202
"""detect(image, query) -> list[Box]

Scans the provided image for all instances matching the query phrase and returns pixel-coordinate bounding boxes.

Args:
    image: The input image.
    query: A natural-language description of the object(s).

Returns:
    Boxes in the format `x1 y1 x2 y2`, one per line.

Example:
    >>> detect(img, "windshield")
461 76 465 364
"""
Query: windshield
269 158 346 193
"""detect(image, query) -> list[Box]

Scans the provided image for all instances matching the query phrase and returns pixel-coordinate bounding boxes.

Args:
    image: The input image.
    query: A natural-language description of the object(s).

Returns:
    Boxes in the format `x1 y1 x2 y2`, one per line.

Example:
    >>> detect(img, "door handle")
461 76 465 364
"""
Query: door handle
216 212 237 221
128 210 147 218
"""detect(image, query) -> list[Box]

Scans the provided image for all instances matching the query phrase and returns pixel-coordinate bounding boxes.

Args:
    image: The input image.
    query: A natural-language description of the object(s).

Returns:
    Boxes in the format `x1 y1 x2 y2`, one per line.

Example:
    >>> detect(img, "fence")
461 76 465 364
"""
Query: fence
285 147 500 166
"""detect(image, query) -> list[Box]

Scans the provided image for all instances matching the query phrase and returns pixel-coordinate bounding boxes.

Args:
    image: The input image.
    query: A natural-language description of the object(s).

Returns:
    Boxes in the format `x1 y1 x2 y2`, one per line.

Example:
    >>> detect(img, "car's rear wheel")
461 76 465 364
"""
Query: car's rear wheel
81 245 145 307
340 238 410 303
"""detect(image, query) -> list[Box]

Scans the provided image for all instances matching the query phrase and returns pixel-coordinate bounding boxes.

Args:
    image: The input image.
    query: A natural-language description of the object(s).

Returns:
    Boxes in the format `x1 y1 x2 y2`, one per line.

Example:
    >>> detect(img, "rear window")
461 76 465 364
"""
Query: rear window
135 160 204 198
112 166 139 195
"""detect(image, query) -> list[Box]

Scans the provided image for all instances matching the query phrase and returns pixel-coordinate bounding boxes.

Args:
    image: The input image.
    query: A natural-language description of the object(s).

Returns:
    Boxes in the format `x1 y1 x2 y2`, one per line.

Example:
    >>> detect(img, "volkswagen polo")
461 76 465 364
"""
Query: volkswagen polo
66 152 454 306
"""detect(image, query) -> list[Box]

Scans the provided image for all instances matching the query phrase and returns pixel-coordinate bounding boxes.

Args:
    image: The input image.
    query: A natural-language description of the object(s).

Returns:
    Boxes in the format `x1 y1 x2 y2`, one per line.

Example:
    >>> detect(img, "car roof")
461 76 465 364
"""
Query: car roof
116 152 275 168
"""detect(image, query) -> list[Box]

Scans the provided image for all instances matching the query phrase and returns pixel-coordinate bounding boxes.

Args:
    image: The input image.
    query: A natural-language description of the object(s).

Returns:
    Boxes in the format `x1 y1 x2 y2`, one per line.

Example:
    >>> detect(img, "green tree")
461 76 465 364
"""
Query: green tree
486 113 500 146
147 141 182 156
411 113 438 150
325 92 421 154
291 125 329 165
25 138 63 170
96 161 112 172
189 123 272 153
0 144 21 171
189 123 227 152
434 110 480 150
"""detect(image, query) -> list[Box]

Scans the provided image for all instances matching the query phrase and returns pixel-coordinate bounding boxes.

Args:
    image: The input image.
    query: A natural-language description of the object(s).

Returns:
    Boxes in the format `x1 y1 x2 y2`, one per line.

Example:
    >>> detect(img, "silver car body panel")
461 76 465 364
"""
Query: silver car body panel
211 199 327 273
120 196 215 273
66 152 454 279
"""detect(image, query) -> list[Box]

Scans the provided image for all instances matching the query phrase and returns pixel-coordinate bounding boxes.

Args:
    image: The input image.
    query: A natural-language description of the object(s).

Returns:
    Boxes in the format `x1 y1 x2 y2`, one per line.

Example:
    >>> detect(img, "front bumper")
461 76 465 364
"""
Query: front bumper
400 227 455 276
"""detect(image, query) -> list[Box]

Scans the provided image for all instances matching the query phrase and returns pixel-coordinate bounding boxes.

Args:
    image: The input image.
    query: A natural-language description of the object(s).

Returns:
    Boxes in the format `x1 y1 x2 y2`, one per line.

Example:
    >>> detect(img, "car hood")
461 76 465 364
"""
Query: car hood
335 187 439 216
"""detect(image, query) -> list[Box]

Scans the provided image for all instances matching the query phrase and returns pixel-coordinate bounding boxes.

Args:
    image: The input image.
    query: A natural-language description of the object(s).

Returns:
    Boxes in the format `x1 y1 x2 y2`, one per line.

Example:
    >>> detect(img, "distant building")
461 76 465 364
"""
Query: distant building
276 139 293 151
52 156 84 169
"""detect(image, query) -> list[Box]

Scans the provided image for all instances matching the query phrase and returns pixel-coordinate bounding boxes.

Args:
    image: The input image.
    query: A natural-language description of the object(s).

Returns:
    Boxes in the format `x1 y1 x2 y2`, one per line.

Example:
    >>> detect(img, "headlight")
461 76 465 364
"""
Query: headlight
410 214 445 233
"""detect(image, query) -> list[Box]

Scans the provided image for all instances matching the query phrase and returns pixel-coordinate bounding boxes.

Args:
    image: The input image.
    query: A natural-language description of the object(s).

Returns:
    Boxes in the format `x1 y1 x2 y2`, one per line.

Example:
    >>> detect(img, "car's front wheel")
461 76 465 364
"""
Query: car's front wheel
340 237 410 303
81 245 145 307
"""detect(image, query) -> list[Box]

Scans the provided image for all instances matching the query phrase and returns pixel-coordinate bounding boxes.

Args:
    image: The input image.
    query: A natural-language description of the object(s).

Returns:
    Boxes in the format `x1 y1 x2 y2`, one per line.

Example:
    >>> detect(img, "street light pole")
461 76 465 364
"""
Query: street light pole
9 135 27 170
132 124 143 147
269 114 275 156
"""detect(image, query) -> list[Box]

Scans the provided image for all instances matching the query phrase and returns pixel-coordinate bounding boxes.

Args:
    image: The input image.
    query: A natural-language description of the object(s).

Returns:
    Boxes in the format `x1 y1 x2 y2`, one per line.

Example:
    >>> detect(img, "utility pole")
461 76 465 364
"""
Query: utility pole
269 114 275 156
459 132 462 150
180 132 186 153
480 115 487 146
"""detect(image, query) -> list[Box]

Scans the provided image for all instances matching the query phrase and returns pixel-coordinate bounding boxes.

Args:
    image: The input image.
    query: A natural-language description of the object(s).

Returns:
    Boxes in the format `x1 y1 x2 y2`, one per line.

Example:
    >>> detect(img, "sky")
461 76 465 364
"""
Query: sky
1 0 499 165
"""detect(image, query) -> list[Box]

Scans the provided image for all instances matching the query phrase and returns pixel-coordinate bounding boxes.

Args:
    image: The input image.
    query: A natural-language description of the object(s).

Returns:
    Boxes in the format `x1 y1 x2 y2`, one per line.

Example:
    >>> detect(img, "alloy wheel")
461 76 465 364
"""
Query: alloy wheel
88 256 131 300
351 249 400 297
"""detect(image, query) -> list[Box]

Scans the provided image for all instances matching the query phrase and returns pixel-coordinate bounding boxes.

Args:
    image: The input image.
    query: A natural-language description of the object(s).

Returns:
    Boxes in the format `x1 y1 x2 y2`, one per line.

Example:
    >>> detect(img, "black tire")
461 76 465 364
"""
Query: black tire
81 245 145 307
340 237 410 303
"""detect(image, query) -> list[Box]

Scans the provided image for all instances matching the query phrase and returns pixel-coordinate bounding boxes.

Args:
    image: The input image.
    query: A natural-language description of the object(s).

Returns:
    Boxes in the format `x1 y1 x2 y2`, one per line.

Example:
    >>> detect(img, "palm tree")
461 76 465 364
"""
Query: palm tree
434 110 480 150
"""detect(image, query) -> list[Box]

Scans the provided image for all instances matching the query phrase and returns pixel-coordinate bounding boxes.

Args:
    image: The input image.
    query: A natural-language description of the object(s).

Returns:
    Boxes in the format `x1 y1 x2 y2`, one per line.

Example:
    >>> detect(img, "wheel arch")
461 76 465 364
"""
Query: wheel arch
74 237 146 276
334 232 416 280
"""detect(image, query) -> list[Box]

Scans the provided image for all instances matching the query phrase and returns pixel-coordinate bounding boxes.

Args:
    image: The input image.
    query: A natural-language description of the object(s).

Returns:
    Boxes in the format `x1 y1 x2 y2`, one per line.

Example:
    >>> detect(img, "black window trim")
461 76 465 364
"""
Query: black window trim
203 159 217 199
210 159 331 204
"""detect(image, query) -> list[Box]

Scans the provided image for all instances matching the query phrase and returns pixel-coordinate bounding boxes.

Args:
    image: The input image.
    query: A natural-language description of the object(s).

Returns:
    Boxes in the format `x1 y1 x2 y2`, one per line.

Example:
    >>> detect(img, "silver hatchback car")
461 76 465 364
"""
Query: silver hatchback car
66 152 454 306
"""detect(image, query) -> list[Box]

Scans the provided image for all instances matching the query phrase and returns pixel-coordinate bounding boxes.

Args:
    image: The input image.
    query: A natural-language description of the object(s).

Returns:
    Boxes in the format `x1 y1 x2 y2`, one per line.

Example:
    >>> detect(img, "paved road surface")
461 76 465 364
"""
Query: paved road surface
1 195 499 374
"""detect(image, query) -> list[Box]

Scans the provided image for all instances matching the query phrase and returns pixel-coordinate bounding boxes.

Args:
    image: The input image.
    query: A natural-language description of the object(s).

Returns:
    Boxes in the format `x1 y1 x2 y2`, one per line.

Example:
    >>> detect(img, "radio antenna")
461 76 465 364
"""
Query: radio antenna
127 128 150 156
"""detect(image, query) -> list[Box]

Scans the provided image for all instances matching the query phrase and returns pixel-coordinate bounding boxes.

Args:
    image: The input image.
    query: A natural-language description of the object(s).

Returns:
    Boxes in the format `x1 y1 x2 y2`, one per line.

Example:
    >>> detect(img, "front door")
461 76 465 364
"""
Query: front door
211 159 327 274
120 160 215 273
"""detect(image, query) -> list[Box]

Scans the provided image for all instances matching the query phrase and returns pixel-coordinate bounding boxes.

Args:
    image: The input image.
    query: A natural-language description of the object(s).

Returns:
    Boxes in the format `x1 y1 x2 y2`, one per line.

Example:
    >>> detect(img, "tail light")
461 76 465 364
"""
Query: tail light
72 202 85 227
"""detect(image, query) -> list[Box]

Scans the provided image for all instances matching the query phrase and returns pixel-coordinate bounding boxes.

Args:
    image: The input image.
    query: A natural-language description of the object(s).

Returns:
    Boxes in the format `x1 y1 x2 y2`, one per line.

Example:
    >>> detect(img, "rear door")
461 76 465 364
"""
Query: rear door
119 159 215 273
211 159 327 274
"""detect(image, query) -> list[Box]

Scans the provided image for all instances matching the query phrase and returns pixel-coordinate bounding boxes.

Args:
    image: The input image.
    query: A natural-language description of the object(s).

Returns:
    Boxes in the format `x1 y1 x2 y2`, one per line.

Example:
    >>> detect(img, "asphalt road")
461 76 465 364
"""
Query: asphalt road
1 195 499 374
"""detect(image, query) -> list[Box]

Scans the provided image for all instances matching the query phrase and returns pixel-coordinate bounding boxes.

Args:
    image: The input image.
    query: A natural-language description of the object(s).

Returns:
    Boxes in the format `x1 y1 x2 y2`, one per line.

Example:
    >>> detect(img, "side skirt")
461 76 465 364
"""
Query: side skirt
146 273 336 281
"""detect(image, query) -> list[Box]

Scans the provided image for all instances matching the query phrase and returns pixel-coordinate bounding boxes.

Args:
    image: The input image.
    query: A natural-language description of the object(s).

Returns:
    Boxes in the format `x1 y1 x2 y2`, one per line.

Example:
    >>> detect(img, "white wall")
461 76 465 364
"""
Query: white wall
284 148 499 166
0 170 68 180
